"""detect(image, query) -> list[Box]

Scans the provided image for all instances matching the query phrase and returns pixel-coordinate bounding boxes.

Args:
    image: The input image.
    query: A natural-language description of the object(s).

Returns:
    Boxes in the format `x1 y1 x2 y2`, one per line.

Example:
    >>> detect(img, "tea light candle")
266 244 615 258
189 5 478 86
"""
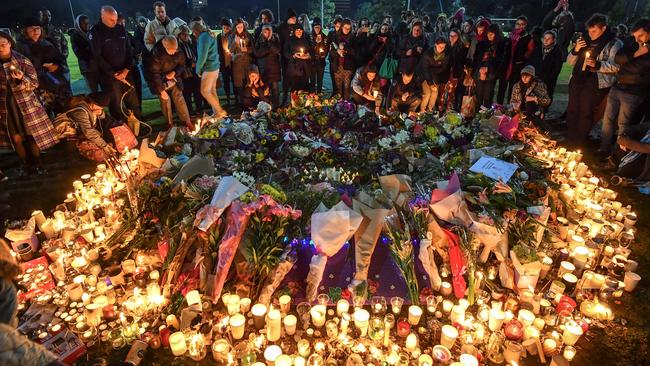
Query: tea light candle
390 297 404 314
450 305 465 325
310 305 327 328
489 308 506 331
169 331 187 356
442 299 454 313
283 314 297 335
503 341 523 365
353 309 370 336
543 338 557 356
185 290 201 307
166 314 180 329
562 321 583 346
563 345 576 361
418 354 433 366
559 261 575 276
212 339 231 363
408 305 423 325
275 355 292 366
230 313 246 340
405 333 418 352
459 354 479 366
337 299 350 317
252 304 267 329
278 295 291 314
227 294 241 315
239 297 251 313
433 345 452 362
518 309 535 327
441 282 452 296
267 309 281 341
264 345 282 365
441 324 459 349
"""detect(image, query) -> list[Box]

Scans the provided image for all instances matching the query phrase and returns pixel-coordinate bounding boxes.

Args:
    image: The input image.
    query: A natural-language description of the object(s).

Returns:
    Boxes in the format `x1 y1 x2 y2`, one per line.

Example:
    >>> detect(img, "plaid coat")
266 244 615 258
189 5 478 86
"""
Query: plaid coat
0 51 59 151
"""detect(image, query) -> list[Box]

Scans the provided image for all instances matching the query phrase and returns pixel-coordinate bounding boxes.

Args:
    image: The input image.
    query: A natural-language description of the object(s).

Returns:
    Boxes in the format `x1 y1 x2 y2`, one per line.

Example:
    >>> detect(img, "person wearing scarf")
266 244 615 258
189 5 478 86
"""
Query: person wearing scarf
217 18 236 105
566 13 622 149
228 18 254 106
530 30 563 99
510 65 551 126
472 24 507 108
71 14 100 93
542 0 575 57
418 36 451 113
351 64 382 114
284 23 311 93
497 15 535 105
254 24 282 108
467 18 490 63
329 19 356 100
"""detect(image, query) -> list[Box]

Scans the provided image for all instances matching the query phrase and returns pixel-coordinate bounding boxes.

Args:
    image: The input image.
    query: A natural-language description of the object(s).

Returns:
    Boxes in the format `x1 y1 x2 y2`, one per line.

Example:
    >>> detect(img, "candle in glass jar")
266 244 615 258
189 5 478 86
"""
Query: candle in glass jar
283 314 297 335
230 313 246 340
442 299 454 313
212 339 231 363
450 305 465 325
169 331 187 356
408 305 422 326
418 354 433 366
267 309 281 342
390 297 404 314
340 312 350 334
440 325 459 349
441 282 452 296
337 299 350 317
562 321 583 346
185 290 201 307
459 354 479 366
227 294 241 315
240 297 252 313
310 305 327 328
264 345 282 365
563 345 576 361
405 333 418 352
396 318 410 337
353 309 370 336
278 295 291 314
252 304 267 329
518 309 535 327
275 355 292 366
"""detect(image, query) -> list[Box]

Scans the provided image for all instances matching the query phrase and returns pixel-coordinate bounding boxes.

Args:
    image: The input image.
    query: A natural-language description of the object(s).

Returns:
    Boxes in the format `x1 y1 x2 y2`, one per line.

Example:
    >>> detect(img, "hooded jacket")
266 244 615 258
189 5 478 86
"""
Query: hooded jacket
254 33 282 83
66 102 111 150
612 37 650 95
144 39 186 94
567 30 622 89
71 15 97 74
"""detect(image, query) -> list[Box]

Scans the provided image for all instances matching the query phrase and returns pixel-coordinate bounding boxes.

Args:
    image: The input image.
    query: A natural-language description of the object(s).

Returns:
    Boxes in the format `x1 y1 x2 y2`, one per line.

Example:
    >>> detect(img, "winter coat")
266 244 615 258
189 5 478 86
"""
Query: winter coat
88 22 134 74
613 37 650 96
254 33 282 83
389 77 420 102
196 31 219 75
228 32 254 88
133 25 148 58
310 31 328 67
567 31 622 89
144 40 186 94
352 31 373 66
41 22 68 59
71 16 97 74
328 32 356 71
241 81 271 109
277 22 296 62
419 47 451 84
0 51 58 151
368 33 395 69
473 39 507 81
510 77 551 110
144 17 179 51
284 35 312 78
449 41 469 79
542 9 575 56
530 43 563 95
66 102 111 150
216 32 232 69
506 31 535 80
178 39 198 79
351 66 382 98
397 34 428 74
0 323 59 366
16 38 70 94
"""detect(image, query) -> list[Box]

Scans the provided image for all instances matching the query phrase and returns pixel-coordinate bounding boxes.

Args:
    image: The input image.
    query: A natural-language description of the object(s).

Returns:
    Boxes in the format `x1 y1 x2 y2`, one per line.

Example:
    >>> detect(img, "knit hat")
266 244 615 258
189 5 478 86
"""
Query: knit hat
521 65 536 77
262 23 273 30
248 64 260 75
23 17 42 28
88 91 111 107
287 8 297 20
293 23 304 32
312 17 322 26
221 18 232 27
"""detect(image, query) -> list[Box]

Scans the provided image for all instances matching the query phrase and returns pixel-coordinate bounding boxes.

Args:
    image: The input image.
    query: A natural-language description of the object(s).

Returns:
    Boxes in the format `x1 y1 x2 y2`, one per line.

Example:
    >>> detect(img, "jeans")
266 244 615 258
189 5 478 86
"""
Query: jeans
310 63 325 93
99 69 141 121
566 78 609 147
160 85 191 126
475 79 496 108
334 68 352 100
352 92 382 109
220 65 236 100
200 69 226 116
420 80 439 112
599 87 646 154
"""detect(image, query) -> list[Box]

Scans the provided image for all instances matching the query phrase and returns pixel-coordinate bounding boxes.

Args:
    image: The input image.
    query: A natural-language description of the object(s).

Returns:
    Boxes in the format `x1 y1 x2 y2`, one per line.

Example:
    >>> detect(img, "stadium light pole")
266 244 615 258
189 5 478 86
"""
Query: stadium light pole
277 0 280 24
321 0 324 23
68 0 75 25
407 0 411 10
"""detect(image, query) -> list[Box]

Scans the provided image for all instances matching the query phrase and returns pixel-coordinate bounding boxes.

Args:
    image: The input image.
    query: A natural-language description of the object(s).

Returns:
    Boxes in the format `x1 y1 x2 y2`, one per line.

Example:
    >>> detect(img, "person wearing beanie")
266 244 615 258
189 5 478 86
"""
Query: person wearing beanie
71 14 100 93
327 17 343 96
228 18 254 106
241 64 271 109
284 23 311 93
254 9 275 42
510 65 551 126
310 18 327 93
278 8 298 106
217 18 236 105
254 23 282 108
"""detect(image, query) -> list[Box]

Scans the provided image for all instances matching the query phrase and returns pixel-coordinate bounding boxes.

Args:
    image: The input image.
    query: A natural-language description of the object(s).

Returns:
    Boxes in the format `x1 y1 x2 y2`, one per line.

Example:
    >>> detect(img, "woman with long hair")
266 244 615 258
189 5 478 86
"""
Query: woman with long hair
228 18 254 105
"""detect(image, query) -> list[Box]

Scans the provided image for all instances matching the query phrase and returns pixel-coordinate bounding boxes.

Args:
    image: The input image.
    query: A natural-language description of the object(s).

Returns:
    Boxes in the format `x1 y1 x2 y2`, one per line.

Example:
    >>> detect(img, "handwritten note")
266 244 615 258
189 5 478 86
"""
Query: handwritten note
469 156 518 182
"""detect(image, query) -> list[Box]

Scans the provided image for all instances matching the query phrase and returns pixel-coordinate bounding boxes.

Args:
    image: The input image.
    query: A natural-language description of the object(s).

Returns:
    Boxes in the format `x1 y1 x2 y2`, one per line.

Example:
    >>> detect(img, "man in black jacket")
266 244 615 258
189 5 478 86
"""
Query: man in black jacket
599 19 650 156
71 14 99 93
89 6 141 121
277 8 298 106
542 0 575 57
144 36 191 129
388 71 421 113
530 30 563 99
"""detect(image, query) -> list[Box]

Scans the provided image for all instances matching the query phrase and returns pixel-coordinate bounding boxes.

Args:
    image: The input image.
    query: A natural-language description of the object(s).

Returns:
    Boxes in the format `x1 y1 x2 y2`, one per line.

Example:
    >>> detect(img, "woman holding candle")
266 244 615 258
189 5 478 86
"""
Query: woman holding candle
565 13 622 149
284 24 311 94
309 18 327 94
253 24 281 108
228 18 254 106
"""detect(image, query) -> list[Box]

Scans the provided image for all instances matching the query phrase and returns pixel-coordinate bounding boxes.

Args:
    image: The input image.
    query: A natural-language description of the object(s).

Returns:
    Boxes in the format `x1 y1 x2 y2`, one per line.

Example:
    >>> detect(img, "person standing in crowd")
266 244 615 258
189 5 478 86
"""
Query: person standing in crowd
388 71 421 114
542 0 575 57
329 19 356 100
241 65 271 109
284 24 311 93
353 18 372 66
144 36 191 129
460 19 475 50
229 18 254 105
448 28 468 110
38 8 68 74
191 20 228 119
450 7 466 30
566 13 622 148
117 14 144 107
498 16 535 105
467 18 489 63
434 14 449 40
176 25 204 115
510 65 551 126
395 10 415 41
327 17 343 96
217 19 236 106
369 23 394 72
254 9 275 42
63 91 118 161
134 17 149 57
599 19 650 156
351 64 382 114
254 24 281 108
299 14 312 35
71 15 99 93
144 1 179 52
17 18 71 114
278 8 298 106
473 23 506 108
531 30 563 99
398 21 428 74
89 6 141 121
309 18 327 94
0 31 58 176
419 36 450 113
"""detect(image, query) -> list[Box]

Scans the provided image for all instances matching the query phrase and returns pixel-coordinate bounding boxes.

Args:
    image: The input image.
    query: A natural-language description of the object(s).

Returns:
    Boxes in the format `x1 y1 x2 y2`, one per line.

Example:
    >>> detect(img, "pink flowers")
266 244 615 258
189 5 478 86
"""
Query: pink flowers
243 195 302 220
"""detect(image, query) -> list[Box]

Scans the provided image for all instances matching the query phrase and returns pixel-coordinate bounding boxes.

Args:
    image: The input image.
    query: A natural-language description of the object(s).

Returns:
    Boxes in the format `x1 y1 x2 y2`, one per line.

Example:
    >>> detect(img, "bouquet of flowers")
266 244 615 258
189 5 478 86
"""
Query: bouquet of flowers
385 209 420 305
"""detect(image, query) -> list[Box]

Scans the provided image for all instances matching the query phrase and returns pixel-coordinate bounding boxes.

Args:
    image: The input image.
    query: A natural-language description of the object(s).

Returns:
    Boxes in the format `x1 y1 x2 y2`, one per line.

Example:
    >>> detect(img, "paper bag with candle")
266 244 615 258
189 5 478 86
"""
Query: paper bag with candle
510 250 542 289
351 192 392 286
196 176 250 232
258 250 297 304
305 201 363 301
5 217 39 253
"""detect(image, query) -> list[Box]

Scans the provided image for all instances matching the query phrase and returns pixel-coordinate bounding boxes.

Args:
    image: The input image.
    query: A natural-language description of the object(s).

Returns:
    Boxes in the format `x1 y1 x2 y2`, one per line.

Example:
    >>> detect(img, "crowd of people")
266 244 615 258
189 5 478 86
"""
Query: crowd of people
0 1 650 183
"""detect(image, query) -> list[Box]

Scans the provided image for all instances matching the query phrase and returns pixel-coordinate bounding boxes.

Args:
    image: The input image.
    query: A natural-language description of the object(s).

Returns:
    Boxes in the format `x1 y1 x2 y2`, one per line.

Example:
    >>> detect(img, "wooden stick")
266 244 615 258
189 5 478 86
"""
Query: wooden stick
535 337 546 363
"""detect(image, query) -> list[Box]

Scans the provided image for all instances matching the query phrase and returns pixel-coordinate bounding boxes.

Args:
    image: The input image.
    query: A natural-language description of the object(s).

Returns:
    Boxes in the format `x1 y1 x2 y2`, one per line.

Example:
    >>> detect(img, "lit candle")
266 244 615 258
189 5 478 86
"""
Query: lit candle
390 297 404 314
503 341 523 365
340 312 350 334
442 299 454 313
227 294 241 315
212 339 231 363
230 313 246 339
166 314 180 329
441 282 452 296
582 51 590 71
518 309 535 328
185 290 201 307
408 305 422 326
240 297 252 313
543 338 557 356
353 309 370 336
562 321 583 346
405 333 418 352
337 299 350 317
275 355 292 366
310 305 327 328
563 345 576 361
459 354 479 366
440 325 458 349
450 305 465 325
283 314 297 335
267 309 281 342
489 308 506 331
252 304 267 329
264 345 282 366
278 295 291 313
169 331 187 356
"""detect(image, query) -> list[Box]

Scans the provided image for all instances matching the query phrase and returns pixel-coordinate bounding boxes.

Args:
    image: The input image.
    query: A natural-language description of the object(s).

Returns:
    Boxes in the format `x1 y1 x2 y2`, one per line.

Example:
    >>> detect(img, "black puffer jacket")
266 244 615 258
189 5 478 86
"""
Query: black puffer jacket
449 41 469 79
473 39 508 81
419 47 451 84
88 22 134 73
143 40 186 94
310 31 328 67
254 33 282 83
397 34 428 73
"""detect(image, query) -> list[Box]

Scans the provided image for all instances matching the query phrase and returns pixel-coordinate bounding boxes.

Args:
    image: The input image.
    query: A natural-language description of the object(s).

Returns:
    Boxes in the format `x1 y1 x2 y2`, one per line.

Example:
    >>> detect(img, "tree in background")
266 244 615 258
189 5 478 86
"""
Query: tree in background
308 0 336 26
355 0 407 23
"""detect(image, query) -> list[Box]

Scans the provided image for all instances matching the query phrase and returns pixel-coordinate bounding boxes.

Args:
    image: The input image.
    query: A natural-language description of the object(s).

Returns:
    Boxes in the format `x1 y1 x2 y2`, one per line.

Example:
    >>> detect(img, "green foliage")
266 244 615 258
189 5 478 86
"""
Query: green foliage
308 0 336 25
356 0 407 22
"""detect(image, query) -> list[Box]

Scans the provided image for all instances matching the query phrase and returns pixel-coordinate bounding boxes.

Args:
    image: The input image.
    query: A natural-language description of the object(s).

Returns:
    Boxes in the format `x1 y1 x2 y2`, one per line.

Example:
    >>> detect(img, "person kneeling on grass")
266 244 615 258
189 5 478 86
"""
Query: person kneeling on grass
144 36 192 129
388 71 421 114
510 65 551 126
351 64 383 115
56 91 117 162
241 65 271 110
